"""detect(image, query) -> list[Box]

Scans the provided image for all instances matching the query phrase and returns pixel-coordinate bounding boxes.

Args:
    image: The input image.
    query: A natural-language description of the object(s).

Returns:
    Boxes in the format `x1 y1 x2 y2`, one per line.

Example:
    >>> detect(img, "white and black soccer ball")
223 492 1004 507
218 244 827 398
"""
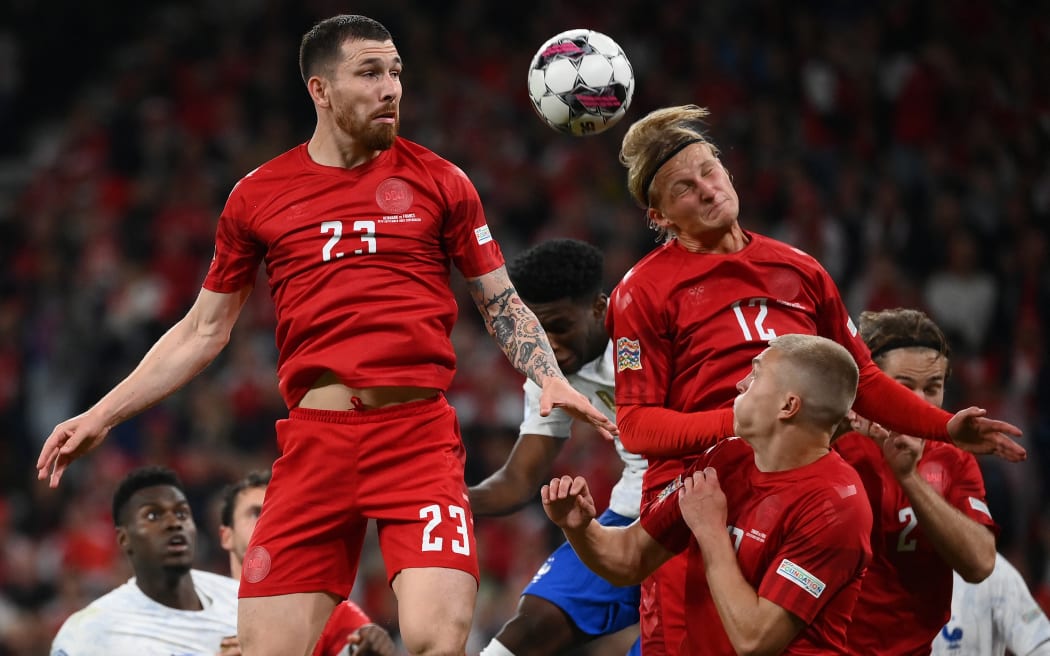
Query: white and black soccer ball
527 29 635 137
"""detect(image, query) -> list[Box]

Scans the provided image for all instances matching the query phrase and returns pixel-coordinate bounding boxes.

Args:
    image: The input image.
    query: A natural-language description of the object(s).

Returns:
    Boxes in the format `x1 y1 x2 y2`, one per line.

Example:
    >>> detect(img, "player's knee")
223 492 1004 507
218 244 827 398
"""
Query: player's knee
494 598 579 655
400 614 471 656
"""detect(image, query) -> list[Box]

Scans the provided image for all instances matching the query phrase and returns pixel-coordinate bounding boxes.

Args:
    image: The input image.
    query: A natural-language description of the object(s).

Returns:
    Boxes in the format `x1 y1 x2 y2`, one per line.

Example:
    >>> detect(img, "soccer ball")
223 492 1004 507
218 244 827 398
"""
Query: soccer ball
527 29 635 137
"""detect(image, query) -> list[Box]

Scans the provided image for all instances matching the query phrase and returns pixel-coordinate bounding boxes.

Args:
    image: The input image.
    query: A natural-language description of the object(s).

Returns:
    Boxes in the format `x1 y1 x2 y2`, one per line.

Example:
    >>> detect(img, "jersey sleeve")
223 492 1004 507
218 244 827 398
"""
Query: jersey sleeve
808 262 955 441
944 451 997 530
520 379 573 438
757 490 871 623
437 163 504 278
203 180 265 293
638 479 692 554
606 281 672 406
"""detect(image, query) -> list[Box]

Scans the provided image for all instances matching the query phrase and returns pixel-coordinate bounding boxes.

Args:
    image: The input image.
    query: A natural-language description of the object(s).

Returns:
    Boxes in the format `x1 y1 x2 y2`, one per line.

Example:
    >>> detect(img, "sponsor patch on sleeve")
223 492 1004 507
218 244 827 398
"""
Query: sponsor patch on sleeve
969 497 992 518
616 337 642 372
847 316 858 337
776 558 826 599
474 224 492 245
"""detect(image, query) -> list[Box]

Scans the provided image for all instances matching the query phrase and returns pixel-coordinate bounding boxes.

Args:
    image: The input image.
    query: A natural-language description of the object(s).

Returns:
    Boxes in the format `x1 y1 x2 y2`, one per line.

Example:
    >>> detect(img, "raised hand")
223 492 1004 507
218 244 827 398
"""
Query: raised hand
539 378 618 441
678 468 728 542
946 407 1025 462
541 475 597 531
36 411 111 488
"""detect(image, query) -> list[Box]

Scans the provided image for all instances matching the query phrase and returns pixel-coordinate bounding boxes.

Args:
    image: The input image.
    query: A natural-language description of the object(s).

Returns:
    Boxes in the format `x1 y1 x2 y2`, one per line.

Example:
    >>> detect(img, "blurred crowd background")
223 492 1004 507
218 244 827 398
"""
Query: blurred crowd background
1 0 1048 653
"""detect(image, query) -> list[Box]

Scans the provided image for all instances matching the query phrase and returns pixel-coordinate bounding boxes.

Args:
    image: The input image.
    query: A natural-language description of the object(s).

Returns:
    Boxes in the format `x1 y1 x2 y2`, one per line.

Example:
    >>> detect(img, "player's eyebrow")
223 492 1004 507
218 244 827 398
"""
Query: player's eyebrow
357 56 402 67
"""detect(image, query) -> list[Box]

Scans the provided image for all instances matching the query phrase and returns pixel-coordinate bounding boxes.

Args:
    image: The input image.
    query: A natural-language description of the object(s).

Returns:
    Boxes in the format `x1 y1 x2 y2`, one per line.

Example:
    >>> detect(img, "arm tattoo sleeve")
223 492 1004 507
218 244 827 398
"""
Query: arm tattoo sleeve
468 273 564 387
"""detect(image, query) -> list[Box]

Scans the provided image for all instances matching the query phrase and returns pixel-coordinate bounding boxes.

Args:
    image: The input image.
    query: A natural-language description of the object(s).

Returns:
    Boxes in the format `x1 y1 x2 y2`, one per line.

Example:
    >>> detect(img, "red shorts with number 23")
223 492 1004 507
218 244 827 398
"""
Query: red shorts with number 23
239 394 479 599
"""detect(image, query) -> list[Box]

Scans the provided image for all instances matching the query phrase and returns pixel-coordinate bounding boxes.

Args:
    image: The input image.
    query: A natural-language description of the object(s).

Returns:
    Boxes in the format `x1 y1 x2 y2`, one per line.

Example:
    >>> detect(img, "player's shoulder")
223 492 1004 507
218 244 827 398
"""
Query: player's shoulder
395 138 467 175
190 569 240 596
53 591 119 642
831 431 881 462
614 243 676 295
812 451 870 509
750 233 827 271
227 143 307 201
922 439 979 466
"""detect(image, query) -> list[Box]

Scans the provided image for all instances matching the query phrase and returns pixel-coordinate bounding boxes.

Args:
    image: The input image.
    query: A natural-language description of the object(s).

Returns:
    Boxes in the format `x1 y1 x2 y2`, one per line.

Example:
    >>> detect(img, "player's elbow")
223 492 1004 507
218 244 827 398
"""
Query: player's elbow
601 568 645 588
959 550 995 583
733 637 781 656
958 536 996 583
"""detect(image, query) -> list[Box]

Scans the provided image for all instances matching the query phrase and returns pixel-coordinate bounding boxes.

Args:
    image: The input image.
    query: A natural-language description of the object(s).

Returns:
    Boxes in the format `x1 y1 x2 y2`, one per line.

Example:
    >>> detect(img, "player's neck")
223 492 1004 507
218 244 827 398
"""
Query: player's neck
229 556 242 582
136 569 203 611
676 224 748 254
751 429 830 472
308 128 382 170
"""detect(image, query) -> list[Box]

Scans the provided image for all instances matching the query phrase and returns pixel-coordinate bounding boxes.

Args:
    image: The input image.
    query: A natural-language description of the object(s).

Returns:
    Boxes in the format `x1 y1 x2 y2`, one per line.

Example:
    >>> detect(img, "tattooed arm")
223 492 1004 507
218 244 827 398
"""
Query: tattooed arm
467 267 617 437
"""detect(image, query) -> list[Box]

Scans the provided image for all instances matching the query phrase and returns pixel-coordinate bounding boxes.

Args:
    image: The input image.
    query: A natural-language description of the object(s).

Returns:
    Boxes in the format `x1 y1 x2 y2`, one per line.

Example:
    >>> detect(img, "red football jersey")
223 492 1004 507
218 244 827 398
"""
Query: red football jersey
312 600 372 656
204 139 504 407
834 433 996 655
606 234 873 499
641 438 872 655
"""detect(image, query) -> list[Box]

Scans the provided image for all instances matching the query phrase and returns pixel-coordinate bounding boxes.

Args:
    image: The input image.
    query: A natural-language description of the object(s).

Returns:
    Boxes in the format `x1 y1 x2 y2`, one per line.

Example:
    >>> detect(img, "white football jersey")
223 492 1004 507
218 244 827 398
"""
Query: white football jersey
521 341 647 518
51 569 239 656
931 553 1050 656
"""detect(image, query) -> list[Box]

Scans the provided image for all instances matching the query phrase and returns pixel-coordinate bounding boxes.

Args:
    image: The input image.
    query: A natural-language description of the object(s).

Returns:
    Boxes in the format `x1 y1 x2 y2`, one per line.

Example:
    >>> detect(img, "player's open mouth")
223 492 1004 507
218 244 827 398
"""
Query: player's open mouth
166 535 189 552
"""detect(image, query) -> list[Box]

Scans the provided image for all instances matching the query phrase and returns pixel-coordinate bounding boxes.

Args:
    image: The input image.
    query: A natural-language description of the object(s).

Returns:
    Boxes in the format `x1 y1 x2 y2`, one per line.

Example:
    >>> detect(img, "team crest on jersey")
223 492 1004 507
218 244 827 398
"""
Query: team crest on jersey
776 558 826 598
376 177 413 214
616 337 642 372
243 545 272 583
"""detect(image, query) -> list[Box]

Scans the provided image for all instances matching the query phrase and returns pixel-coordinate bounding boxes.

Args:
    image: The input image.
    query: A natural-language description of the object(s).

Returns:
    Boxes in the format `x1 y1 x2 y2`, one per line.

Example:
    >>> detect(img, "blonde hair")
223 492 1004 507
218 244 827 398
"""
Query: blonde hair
768 334 859 432
619 105 719 209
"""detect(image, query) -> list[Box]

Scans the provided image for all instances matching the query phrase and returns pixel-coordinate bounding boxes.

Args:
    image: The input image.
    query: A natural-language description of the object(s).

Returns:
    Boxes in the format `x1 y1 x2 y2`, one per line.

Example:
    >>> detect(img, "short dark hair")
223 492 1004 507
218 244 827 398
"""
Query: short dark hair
112 466 185 527
299 14 393 84
219 470 272 528
508 239 604 304
859 308 952 379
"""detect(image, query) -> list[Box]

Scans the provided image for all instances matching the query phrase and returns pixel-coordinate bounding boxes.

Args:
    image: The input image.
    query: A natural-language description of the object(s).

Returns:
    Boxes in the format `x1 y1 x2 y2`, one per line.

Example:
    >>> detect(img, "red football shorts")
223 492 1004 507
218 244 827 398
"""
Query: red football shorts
639 550 688 656
239 394 479 599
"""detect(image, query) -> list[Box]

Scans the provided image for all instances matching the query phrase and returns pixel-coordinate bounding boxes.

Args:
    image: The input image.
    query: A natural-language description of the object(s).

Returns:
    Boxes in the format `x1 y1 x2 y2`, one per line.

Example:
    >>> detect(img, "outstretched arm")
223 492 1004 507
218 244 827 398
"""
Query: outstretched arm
617 404 736 457
469 433 564 516
37 286 252 487
854 361 1025 462
542 475 670 586
467 266 617 439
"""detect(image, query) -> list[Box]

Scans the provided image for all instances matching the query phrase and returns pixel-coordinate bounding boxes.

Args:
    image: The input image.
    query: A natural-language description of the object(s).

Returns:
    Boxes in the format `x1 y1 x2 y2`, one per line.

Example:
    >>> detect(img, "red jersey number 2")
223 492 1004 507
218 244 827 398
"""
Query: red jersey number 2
321 220 377 261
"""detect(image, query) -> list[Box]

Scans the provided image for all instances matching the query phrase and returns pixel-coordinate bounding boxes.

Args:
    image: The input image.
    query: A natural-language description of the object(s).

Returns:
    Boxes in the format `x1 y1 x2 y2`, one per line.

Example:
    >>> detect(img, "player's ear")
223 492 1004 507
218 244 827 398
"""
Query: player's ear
115 526 131 554
593 293 608 318
307 75 330 108
219 525 234 552
779 393 801 421
646 206 668 228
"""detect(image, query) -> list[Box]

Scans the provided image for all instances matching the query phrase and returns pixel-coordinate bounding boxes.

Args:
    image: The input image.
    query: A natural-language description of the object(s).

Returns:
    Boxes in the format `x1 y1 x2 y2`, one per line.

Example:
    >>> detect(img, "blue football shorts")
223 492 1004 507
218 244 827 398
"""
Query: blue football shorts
522 508 641 637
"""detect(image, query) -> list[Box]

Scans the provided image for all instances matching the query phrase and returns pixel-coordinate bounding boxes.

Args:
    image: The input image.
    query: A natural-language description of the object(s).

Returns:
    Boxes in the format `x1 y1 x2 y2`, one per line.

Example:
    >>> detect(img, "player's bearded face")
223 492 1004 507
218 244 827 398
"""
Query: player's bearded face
337 103 399 151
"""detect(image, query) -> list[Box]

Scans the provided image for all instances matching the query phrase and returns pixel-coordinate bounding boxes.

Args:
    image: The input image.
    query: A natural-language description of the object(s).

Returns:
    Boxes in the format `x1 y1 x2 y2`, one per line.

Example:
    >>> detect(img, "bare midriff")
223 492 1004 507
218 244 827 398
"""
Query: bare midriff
299 370 440 410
